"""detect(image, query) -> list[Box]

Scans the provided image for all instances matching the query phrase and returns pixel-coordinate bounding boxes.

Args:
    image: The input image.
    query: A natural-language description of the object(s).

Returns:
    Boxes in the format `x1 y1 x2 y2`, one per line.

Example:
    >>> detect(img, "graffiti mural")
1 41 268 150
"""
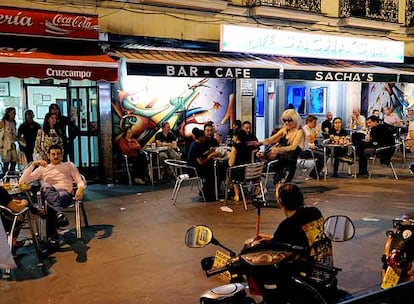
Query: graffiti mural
112 76 235 154
365 82 414 120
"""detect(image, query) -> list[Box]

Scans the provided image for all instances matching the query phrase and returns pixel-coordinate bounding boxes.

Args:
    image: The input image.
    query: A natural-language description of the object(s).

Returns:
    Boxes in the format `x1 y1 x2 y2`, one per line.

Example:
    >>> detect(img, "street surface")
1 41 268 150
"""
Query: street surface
2 165 414 304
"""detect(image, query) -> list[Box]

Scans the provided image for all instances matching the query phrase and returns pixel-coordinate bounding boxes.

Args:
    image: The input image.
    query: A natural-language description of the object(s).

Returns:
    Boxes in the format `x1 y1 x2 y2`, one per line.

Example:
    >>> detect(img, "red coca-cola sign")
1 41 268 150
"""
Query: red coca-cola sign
0 6 99 40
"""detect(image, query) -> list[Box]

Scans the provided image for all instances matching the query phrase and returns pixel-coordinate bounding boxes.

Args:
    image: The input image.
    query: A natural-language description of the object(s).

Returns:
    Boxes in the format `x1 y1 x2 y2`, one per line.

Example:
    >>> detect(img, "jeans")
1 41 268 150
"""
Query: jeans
41 183 73 239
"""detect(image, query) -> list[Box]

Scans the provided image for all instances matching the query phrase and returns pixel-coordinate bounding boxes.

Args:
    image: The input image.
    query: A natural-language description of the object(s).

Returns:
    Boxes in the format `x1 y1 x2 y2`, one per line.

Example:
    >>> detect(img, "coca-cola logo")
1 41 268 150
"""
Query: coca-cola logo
52 14 94 29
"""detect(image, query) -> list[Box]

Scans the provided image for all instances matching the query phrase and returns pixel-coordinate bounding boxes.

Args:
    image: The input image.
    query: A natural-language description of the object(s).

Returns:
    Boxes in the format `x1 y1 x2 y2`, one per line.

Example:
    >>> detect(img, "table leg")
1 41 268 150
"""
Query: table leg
214 160 218 200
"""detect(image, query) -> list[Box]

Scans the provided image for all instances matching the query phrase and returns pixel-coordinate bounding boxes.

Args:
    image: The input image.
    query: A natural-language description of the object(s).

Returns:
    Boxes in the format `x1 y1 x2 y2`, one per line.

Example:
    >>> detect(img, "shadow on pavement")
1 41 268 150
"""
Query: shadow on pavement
1 224 113 281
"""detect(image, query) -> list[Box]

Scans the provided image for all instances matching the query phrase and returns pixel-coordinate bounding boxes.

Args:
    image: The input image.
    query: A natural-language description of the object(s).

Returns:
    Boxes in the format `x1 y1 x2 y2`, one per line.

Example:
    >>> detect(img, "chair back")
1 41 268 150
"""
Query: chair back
164 159 197 178
244 162 265 183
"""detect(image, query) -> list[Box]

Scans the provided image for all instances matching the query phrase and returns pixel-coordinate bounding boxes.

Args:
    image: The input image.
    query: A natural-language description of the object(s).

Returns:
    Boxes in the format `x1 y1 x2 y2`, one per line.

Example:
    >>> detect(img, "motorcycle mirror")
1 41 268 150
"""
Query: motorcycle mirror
185 225 213 248
323 215 355 242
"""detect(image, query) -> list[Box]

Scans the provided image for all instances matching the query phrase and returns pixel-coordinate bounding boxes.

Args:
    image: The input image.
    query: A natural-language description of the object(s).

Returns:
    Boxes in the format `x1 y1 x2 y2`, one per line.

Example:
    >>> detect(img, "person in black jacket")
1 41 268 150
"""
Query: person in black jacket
272 183 333 266
356 115 395 176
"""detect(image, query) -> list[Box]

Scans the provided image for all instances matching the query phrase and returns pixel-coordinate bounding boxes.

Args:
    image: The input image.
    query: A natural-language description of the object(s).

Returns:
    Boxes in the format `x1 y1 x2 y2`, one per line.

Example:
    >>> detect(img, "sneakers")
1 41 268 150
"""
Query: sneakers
134 178 146 185
338 156 354 165
56 212 69 228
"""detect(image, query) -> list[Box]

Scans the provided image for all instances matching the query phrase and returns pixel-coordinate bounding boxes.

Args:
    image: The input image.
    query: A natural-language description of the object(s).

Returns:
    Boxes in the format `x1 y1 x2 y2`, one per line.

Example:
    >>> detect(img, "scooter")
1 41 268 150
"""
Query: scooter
381 214 414 289
185 204 355 304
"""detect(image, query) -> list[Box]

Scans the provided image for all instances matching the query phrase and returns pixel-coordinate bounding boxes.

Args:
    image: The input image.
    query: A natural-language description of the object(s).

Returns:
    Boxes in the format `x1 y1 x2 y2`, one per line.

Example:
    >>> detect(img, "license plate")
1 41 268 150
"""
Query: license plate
381 266 400 289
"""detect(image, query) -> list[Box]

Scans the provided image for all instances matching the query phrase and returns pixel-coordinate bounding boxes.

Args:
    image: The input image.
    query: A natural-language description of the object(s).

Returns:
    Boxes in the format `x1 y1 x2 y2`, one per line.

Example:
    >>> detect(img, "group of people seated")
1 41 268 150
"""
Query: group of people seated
119 104 405 203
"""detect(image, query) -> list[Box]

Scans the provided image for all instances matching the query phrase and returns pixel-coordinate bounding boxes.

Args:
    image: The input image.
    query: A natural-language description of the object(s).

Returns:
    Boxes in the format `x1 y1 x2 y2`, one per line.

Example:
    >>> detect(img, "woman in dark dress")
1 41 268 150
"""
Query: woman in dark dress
228 129 252 201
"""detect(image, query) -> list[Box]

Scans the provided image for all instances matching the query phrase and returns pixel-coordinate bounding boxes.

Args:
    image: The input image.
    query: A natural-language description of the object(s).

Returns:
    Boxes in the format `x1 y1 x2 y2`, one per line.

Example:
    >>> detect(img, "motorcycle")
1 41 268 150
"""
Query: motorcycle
381 214 414 289
185 207 355 304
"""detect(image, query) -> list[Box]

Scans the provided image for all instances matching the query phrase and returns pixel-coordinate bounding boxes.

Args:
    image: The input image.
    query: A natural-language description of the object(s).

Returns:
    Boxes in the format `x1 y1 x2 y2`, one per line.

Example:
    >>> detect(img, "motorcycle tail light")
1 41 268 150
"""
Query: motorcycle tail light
387 250 401 269
246 275 263 295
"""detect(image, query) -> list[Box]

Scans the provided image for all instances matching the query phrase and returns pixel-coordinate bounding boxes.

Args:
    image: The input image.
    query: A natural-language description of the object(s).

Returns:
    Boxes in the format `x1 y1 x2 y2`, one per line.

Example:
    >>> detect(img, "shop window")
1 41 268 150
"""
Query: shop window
309 87 327 114
286 85 306 114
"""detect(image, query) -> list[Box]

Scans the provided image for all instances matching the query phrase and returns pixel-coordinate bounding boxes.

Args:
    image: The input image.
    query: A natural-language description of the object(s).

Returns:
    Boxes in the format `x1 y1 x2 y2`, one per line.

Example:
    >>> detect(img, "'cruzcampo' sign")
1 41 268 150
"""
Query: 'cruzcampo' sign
220 24 404 63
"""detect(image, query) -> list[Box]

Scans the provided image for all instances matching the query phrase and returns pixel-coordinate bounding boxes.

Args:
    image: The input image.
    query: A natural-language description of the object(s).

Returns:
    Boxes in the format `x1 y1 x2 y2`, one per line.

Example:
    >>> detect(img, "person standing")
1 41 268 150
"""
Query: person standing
17 109 41 164
33 112 64 162
0 107 18 173
49 104 79 161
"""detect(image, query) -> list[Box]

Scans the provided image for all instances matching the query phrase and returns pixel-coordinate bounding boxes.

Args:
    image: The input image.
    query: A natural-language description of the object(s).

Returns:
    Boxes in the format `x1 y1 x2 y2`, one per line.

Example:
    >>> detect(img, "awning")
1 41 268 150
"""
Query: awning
0 49 119 82
117 48 414 82
117 49 280 79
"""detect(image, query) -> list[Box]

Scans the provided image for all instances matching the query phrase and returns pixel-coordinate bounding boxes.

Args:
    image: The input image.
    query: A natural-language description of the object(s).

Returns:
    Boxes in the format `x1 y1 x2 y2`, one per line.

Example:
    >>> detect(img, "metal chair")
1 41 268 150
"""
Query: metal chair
225 162 265 210
0 204 44 279
37 175 89 240
368 142 401 180
164 159 205 205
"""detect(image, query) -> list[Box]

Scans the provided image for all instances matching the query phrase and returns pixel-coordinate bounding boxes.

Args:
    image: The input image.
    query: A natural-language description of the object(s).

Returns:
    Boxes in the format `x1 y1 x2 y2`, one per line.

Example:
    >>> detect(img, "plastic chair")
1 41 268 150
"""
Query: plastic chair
164 159 205 205
368 142 401 180
225 162 265 210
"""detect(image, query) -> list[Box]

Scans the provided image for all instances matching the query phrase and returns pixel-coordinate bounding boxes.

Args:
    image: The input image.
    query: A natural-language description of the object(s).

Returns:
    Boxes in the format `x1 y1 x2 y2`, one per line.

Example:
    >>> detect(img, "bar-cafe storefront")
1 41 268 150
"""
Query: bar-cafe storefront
0 7 119 181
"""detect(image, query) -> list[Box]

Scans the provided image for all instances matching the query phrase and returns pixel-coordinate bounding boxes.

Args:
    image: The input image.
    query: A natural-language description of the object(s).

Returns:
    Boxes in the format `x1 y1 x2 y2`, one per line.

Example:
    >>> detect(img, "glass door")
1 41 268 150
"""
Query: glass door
68 86 100 180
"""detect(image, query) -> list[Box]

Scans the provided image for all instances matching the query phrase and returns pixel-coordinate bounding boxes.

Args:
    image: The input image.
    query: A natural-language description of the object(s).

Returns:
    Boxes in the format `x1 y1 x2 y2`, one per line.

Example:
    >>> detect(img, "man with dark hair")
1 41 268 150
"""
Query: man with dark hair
356 115 395 176
155 122 180 178
19 144 85 248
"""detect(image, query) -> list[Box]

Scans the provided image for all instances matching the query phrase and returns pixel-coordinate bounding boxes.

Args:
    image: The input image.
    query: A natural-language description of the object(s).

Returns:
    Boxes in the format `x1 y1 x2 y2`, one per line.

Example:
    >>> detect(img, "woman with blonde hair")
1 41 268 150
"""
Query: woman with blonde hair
258 109 304 184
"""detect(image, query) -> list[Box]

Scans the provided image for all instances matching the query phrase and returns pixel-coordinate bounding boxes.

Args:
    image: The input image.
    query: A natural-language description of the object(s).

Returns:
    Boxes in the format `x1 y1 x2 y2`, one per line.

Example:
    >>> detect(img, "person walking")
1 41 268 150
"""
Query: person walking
17 109 41 164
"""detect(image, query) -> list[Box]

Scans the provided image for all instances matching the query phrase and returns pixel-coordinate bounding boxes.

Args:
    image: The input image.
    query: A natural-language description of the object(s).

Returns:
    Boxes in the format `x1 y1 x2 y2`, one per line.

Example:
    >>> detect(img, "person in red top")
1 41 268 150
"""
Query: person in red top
119 127 149 185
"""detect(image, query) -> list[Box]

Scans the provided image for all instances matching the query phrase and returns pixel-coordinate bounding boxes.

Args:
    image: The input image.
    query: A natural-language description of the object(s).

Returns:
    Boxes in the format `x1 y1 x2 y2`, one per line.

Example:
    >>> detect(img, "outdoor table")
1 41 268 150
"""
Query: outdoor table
144 146 169 185
322 141 357 180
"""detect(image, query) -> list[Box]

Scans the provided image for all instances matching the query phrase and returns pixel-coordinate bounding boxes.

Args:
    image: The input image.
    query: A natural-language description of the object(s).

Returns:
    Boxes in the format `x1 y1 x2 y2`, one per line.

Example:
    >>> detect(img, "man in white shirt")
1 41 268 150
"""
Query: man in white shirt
300 115 324 179
19 144 85 246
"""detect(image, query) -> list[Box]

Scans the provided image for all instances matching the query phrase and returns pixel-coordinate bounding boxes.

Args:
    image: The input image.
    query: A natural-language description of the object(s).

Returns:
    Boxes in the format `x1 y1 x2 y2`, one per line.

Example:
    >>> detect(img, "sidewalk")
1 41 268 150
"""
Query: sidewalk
2 163 414 303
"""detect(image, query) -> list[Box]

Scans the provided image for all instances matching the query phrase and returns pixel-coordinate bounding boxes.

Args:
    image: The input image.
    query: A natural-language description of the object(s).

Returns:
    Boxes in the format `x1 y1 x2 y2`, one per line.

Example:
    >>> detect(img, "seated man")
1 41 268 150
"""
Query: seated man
356 115 395 176
19 144 85 248
189 131 221 202
155 122 181 179
300 115 324 179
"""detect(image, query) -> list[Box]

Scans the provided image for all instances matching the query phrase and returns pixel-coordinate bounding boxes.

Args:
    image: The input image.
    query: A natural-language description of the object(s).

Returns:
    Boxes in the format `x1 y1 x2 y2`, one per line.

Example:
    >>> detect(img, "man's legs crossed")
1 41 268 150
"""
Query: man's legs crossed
41 183 73 240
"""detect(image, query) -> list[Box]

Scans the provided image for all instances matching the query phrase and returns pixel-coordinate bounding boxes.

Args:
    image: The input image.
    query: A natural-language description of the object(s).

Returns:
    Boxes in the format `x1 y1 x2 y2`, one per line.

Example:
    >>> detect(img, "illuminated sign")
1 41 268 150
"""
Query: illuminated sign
220 25 404 63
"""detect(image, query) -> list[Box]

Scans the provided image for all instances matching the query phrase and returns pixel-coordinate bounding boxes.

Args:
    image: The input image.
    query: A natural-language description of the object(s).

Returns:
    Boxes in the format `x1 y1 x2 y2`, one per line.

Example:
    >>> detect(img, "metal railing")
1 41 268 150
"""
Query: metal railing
339 0 399 23
249 0 321 13
406 0 414 26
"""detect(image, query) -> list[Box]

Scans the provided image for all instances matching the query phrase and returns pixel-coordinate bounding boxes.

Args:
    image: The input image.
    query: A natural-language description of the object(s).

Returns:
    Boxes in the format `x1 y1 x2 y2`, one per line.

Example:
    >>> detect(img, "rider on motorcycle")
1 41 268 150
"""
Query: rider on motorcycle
251 183 333 267
273 183 333 267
